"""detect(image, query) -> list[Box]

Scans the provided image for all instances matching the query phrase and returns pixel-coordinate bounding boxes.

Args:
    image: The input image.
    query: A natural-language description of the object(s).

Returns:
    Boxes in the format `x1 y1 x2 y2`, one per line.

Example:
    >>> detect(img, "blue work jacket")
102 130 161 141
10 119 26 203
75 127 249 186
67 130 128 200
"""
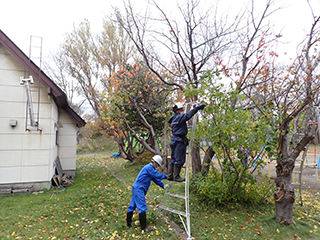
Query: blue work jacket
132 163 167 193
168 107 199 142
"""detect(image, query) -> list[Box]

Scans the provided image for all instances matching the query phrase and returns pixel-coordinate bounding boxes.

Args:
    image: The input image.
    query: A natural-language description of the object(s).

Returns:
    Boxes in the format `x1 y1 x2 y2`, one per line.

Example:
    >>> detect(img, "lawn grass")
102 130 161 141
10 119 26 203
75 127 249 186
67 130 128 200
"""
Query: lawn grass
0 154 178 240
101 153 320 239
1 153 320 240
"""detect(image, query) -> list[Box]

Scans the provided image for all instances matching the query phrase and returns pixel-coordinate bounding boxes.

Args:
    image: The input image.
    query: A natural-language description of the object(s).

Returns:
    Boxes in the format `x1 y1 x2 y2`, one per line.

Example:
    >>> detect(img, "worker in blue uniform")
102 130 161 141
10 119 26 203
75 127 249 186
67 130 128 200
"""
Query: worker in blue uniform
126 155 167 232
167 102 206 182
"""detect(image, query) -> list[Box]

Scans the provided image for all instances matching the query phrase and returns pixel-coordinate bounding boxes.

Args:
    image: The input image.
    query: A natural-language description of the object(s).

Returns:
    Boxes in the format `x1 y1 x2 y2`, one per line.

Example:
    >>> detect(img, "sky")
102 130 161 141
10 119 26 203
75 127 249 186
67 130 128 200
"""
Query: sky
0 0 118 59
0 0 319 64
1 0 318 115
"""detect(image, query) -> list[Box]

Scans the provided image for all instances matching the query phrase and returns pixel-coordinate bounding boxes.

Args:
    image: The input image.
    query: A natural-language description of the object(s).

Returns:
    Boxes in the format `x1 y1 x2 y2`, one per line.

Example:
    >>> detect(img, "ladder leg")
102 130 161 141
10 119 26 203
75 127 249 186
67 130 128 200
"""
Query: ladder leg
158 105 200 239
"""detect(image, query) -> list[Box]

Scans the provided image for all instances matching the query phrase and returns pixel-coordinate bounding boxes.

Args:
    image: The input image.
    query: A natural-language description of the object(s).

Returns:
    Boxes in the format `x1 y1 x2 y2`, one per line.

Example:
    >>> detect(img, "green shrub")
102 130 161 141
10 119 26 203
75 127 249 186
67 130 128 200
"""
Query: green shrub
191 168 274 207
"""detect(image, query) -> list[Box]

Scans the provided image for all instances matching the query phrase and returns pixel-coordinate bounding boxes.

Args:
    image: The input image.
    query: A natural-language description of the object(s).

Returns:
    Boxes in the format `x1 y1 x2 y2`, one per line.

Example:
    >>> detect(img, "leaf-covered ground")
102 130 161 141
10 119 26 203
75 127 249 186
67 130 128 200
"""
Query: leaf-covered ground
0 154 178 239
0 153 319 240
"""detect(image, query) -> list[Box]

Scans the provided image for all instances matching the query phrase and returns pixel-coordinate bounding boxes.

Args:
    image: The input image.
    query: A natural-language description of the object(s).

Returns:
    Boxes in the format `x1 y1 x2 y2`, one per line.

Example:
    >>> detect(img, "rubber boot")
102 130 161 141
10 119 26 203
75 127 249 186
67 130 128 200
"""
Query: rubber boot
126 211 133 227
167 163 174 181
139 212 153 232
173 165 185 182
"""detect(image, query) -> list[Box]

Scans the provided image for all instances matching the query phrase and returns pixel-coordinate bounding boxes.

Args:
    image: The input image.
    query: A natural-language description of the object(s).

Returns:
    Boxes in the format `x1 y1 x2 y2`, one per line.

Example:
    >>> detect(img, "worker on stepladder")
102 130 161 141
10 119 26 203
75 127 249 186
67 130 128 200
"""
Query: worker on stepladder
168 102 206 182
126 155 168 232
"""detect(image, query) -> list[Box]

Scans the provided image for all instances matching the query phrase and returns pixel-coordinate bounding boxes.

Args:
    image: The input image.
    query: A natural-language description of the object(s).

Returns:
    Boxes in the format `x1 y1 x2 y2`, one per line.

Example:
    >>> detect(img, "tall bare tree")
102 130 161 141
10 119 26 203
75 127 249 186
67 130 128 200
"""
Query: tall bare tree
228 0 320 224
61 19 102 117
43 50 78 105
271 13 320 225
97 14 137 79
115 0 243 172
46 17 137 119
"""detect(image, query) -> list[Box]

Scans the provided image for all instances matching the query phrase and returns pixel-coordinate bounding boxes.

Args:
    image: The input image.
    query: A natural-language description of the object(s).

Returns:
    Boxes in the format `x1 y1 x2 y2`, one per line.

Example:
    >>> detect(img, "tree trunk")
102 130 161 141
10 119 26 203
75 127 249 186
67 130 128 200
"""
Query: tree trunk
274 158 295 224
201 146 215 175
191 143 201 174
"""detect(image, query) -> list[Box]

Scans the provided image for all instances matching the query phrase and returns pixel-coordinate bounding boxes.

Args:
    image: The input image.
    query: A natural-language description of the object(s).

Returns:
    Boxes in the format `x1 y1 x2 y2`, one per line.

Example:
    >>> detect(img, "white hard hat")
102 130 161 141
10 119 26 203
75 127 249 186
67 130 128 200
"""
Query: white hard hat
152 155 163 166
173 102 184 111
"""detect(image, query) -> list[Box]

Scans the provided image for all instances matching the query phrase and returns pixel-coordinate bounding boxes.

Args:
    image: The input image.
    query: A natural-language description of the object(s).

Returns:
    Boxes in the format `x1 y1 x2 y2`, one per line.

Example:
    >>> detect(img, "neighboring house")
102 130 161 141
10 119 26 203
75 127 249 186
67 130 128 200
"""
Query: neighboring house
0 29 86 192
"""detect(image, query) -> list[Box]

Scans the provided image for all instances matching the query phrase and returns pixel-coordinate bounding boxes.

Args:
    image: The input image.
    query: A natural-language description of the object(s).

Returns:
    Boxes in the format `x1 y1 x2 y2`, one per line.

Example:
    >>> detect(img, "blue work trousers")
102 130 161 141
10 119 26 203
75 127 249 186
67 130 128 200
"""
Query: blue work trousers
127 187 147 214
170 140 186 167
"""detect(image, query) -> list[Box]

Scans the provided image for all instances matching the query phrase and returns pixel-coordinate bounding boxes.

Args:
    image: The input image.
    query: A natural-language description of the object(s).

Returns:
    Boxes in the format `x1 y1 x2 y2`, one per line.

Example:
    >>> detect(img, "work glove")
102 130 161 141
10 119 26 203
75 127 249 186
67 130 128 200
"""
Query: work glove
197 105 206 110
164 184 171 189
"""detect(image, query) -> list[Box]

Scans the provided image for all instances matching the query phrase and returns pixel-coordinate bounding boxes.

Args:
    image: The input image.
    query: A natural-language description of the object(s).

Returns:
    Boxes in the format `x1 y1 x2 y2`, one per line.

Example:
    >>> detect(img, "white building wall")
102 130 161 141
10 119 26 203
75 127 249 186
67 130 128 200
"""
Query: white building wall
0 43 59 190
58 111 77 176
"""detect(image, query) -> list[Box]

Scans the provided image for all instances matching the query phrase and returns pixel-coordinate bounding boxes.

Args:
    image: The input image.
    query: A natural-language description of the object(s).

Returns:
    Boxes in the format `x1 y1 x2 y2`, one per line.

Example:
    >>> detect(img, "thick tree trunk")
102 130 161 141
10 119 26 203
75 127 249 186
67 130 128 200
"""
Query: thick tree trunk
191 144 202 174
201 146 215 175
274 158 295 224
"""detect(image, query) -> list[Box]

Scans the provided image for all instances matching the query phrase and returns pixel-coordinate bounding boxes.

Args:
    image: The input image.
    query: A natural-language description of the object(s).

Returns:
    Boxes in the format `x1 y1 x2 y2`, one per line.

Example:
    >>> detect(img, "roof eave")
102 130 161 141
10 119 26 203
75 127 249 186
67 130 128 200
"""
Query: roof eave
0 29 86 127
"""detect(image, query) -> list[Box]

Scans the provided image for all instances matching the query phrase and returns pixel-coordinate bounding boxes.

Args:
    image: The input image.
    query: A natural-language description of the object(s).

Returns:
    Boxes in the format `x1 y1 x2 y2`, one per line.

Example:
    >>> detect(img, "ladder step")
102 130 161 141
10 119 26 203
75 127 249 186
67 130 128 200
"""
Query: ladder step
293 171 301 174
292 182 300 185
158 205 187 217
165 192 186 199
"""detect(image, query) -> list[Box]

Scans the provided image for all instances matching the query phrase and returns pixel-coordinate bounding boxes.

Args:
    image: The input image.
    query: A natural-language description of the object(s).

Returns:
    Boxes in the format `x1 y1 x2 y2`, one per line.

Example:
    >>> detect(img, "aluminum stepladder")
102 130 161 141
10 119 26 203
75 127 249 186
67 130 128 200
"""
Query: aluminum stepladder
158 103 199 240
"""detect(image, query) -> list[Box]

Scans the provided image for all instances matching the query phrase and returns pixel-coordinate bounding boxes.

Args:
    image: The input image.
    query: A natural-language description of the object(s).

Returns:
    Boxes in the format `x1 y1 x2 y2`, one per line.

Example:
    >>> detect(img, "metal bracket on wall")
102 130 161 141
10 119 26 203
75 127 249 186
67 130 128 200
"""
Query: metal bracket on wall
20 76 38 129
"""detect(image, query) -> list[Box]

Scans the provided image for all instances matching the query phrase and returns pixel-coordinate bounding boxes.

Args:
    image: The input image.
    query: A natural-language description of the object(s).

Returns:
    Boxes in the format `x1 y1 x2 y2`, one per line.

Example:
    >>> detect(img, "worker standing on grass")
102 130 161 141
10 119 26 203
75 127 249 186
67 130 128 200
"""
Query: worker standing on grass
126 155 168 232
168 102 206 182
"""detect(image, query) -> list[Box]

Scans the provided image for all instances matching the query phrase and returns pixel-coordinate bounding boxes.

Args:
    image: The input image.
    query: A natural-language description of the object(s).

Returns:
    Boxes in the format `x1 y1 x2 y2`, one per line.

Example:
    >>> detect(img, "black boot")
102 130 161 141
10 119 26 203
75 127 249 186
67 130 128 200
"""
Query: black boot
167 163 174 181
139 212 153 232
173 165 185 182
126 211 133 227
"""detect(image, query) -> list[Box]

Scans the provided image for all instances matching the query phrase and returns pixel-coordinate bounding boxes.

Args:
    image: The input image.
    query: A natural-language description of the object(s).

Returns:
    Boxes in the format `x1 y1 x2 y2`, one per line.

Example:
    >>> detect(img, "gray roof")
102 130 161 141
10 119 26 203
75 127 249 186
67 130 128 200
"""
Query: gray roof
0 29 85 127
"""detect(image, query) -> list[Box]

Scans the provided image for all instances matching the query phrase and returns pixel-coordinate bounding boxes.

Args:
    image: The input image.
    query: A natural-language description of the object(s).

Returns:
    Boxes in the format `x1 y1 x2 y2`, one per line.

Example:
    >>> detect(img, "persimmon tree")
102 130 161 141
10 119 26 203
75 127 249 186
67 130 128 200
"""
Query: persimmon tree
115 0 243 172
262 15 320 224
213 1 320 224
231 3 320 224
100 62 171 161
184 0 320 223
183 0 280 201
